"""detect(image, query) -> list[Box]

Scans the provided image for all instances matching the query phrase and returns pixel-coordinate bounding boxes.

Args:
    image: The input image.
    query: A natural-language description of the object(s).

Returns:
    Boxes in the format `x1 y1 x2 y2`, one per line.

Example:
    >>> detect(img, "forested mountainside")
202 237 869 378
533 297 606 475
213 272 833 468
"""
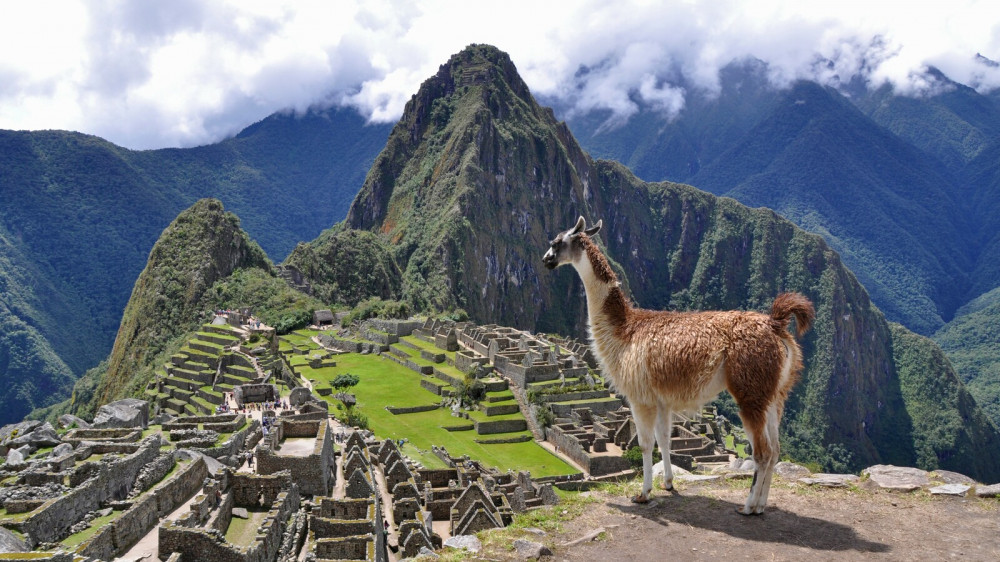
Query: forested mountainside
286 44 1000 480
563 60 1000 338
0 109 390 423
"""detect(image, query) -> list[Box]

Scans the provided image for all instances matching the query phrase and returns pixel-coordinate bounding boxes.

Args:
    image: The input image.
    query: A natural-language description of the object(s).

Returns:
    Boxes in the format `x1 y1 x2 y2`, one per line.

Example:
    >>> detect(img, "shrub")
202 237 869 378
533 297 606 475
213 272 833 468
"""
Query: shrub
622 446 661 470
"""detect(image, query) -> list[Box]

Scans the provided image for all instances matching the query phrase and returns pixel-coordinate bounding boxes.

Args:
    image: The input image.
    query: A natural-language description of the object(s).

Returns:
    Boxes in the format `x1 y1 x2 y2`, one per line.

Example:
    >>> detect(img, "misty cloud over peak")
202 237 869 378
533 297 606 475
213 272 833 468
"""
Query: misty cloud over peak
2 0 998 149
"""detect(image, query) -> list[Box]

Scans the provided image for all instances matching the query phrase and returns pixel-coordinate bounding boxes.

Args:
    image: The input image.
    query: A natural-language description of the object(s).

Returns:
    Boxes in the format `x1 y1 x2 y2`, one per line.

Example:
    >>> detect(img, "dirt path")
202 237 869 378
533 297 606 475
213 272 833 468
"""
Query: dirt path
475 479 1000 561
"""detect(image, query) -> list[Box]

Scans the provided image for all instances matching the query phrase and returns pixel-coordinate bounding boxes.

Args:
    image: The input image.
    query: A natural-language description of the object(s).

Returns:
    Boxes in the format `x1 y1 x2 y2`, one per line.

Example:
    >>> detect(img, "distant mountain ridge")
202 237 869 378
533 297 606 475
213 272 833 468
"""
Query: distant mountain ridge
563 61 1000 337
0 109 390 423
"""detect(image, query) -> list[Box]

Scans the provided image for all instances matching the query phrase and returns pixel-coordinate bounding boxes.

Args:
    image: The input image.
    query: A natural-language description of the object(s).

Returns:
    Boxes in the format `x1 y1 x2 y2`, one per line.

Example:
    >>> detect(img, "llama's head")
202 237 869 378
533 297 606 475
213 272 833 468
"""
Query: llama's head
542 216 602 270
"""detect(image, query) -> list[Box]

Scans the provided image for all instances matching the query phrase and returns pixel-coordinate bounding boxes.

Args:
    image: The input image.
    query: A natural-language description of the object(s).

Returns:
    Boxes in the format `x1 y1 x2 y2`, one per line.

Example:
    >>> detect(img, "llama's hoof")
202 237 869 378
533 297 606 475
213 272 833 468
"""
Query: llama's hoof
630 494 649 504
660 480 674 491
735 506 762 516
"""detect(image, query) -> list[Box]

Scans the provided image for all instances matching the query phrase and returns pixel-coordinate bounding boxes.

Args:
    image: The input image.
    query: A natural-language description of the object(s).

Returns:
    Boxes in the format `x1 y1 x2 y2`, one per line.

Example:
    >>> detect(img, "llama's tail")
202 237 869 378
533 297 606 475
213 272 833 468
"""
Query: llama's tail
770 292 815 338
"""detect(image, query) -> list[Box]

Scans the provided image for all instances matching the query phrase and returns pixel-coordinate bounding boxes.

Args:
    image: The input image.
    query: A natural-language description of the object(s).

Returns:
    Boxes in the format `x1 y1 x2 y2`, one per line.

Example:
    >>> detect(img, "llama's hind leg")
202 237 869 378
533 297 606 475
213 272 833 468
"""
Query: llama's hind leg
753 403 782 512
737 408 775 516
654 406 674 490
631 403 657 503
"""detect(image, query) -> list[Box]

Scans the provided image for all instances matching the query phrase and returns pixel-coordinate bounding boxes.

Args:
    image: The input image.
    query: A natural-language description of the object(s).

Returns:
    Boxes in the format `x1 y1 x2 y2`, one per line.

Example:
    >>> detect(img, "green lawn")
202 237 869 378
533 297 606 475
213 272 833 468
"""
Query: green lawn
280 342 577 478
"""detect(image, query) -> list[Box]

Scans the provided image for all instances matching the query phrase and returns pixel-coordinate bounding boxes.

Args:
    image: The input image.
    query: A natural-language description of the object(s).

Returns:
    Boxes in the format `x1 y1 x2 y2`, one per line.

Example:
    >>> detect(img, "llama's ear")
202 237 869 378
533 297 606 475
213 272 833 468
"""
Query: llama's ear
584 220 602 237
570 216 586 235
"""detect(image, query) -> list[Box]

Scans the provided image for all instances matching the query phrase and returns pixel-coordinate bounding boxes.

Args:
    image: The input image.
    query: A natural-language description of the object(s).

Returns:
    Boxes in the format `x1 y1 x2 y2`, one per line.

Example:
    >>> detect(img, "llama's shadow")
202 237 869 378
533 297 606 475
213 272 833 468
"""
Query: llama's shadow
609 492 890 553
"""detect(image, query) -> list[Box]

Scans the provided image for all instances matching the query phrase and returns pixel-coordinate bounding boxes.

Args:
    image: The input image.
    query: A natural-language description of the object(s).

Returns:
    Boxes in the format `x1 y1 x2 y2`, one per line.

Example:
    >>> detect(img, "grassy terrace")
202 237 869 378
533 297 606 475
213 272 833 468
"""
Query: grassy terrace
400 335 459 362
61 509 122 548
278 331 576 478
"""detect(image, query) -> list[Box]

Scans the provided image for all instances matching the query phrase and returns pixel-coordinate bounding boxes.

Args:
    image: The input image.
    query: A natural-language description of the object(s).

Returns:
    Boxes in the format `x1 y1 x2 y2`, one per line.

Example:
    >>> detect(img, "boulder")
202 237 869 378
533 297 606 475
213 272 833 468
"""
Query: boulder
929 484 970 496
58 414 91 430
798 474 860 487
863 465 930 492
932 470 976 485
92 398 149 429
6 447 27 464
11 422 62 448
513 539 552 560
775 461 812 480
975 484 1000 498
51 443 74 458
0 526 29 553
0 421 42 454
232 507 249 519
443 535 482 553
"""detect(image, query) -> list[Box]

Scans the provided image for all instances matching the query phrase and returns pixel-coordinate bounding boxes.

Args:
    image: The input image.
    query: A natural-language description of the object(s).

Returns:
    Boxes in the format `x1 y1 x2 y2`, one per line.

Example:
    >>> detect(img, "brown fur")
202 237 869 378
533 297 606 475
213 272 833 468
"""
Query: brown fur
554 222 815 514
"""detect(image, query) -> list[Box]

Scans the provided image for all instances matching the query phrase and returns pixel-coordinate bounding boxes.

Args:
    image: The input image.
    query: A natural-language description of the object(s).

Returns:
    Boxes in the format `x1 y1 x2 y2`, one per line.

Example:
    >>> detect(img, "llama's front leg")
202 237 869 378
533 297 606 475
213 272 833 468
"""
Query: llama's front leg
631 403 657 503
654 406 674 491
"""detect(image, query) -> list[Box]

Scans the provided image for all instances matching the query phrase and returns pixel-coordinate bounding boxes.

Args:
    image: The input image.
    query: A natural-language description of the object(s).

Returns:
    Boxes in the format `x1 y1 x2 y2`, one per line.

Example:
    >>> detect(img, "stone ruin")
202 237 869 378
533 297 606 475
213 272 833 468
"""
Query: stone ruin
256 417 335 497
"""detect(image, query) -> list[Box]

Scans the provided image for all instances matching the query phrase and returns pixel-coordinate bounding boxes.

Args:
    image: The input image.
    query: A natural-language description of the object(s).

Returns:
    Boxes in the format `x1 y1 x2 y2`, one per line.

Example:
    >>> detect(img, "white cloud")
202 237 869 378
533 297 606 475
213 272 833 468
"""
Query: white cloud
1 0 998 149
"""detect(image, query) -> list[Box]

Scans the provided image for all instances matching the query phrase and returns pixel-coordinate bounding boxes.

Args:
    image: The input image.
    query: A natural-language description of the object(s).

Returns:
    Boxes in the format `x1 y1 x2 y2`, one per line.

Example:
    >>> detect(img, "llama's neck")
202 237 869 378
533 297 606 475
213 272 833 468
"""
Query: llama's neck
572 238 630 339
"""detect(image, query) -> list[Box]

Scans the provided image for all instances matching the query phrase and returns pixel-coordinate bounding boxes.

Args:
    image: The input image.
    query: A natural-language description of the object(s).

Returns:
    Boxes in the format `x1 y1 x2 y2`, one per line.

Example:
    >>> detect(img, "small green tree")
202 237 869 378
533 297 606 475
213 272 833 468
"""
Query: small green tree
331 373 360 392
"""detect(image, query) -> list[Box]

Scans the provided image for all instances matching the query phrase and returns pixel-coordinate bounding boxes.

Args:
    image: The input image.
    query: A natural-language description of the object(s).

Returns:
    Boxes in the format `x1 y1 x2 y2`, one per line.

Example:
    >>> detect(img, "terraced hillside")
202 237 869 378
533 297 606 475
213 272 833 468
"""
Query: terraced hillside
145 320 279 417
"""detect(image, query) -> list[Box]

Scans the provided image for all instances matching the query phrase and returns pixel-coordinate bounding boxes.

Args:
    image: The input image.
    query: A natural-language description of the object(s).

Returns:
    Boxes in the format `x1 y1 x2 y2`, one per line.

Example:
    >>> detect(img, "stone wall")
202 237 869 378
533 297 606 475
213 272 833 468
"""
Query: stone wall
20 436 160 544
314 536 376 561
385 404 440 415
256 421 333 496
156 457 210 516
159 485 299 562
474 419 527 435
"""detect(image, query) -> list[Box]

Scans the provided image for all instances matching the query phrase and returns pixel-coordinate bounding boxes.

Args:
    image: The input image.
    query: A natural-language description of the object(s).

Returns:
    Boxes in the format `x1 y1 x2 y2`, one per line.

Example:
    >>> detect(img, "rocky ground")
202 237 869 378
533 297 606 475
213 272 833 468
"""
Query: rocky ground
441 470 1000 561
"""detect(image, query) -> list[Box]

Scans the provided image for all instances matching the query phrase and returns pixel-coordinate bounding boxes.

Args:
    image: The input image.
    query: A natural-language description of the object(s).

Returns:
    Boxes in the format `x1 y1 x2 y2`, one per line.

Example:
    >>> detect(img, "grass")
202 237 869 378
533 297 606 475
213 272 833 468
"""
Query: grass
724 435 748 458
280 339 576 477
60 510 121 548
225 508 269 545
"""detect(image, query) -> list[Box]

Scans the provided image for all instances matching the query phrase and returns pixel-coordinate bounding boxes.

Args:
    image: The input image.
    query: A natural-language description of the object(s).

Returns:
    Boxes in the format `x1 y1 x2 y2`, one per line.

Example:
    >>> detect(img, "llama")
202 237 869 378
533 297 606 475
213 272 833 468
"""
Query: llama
542 216 814 515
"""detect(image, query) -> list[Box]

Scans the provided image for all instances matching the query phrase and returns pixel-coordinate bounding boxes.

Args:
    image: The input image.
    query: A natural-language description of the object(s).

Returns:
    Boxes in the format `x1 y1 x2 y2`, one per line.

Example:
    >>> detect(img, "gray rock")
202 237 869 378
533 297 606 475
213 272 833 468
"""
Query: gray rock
798 474 860 487
92 398 149 429
11 423 62 448
5 448 25 464
513 539 552 560
51 443 74 458
289 387 313 407
975 483 1000 498
443 535 482 553
151 413 176 425
417 546 439 558
0 421 42 453
676 474 723 483
863 465 930 492
232 507 249 518
933 470 976 485
57 414 91 430
775 461 812 480
0 526 29 553
929 484 970 496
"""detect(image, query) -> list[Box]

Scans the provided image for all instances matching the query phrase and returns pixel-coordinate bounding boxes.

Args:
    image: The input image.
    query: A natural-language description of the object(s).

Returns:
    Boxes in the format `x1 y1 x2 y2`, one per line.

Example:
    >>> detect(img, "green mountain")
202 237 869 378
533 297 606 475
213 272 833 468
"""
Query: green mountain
290 44 1000 480
934 287 1000 427
67 198 322 418
0 108 389 423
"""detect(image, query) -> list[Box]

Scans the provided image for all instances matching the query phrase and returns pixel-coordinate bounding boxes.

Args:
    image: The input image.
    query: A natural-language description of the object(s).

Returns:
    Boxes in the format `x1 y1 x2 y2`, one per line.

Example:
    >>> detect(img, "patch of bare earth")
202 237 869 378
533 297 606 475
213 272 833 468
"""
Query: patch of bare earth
480 479 1000 561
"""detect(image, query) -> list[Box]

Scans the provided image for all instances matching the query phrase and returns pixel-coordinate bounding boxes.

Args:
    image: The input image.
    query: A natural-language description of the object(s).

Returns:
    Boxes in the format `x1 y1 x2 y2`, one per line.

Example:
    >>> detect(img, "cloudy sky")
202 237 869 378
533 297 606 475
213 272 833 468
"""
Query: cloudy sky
2 0 999 150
